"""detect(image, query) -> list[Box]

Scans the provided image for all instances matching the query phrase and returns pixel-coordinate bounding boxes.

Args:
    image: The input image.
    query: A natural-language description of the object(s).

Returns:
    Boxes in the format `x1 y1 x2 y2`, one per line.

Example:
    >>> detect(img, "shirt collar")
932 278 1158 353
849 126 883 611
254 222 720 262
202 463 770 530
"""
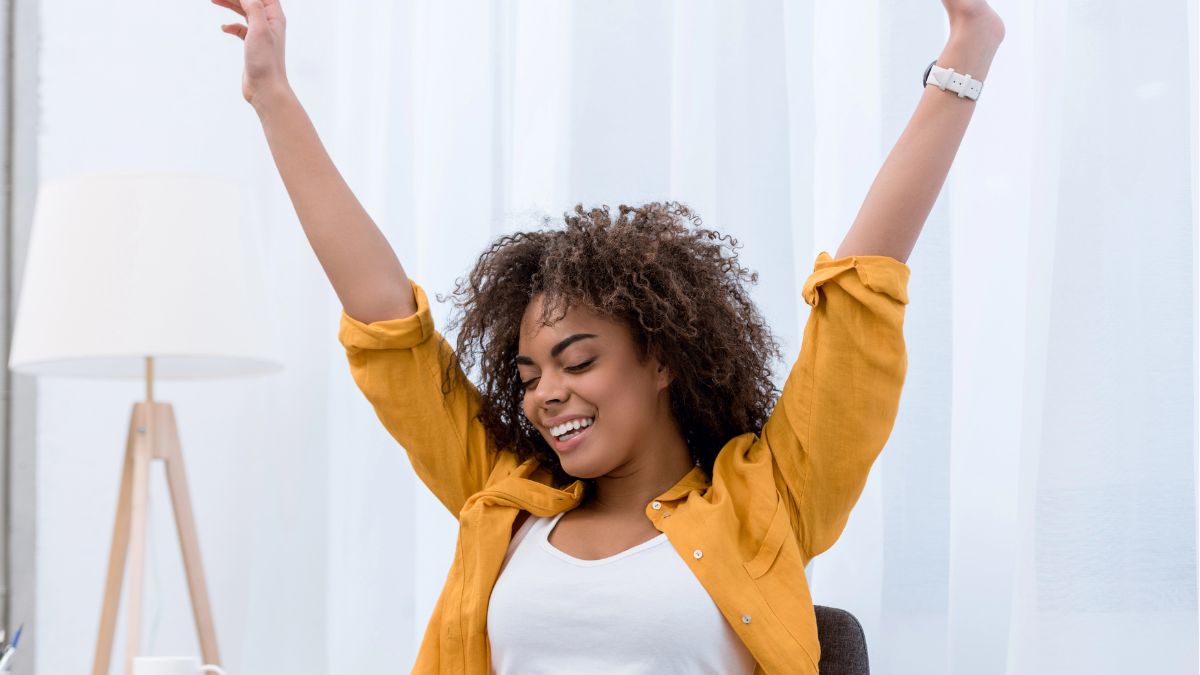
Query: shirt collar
473 458 584 516
654 465 710 502
479 459 709 515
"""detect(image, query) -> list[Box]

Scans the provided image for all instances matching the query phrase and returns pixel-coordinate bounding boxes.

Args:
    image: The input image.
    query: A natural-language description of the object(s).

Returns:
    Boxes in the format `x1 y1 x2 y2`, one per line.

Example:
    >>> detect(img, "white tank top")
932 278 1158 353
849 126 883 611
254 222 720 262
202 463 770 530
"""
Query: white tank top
487 510 757 674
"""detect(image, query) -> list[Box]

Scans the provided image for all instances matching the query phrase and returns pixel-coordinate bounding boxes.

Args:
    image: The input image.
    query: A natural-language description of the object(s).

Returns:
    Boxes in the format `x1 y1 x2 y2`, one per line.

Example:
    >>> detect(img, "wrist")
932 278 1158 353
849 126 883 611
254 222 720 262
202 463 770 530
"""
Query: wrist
937 27 1002 83
948 9 1006 49
251 83 299 117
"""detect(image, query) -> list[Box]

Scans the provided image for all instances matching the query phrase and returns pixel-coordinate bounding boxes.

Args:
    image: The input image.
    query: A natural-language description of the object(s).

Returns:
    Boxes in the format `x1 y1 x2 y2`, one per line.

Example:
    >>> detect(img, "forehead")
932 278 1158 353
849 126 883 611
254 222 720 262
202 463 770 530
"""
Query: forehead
518 293 624 351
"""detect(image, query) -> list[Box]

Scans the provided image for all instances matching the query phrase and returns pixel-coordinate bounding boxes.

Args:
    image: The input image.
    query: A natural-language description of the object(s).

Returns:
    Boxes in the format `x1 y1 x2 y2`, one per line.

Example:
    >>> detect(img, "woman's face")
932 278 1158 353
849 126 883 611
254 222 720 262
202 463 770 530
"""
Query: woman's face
517 293 671 479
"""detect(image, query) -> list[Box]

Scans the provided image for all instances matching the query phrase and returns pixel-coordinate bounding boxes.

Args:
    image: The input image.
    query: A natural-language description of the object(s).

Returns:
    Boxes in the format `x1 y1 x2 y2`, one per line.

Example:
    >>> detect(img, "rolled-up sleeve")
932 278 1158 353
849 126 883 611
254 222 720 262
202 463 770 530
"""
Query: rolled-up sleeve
759 251 910 560
338 279 499 519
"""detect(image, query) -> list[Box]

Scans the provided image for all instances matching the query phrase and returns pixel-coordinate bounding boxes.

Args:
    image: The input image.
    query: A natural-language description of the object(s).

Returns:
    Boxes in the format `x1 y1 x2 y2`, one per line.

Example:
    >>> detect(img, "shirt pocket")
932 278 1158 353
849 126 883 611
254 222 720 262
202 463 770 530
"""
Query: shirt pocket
743 499 792 579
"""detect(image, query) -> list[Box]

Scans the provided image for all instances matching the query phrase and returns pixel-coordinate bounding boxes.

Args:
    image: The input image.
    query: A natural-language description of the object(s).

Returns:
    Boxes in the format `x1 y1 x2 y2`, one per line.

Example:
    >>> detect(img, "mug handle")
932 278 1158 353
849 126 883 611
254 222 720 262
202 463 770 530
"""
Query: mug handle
200 666 226 675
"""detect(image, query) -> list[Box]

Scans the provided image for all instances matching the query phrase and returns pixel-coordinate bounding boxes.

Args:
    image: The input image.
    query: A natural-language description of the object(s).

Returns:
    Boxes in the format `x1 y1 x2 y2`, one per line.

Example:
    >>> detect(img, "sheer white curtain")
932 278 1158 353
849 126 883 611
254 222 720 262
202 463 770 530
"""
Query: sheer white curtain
34 1 1195 674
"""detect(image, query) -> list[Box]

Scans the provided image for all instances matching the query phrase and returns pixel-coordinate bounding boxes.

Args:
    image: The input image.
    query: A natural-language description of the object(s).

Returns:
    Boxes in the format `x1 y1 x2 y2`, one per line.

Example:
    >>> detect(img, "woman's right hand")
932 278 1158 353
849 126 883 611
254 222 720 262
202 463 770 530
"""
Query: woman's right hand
212 0 289 106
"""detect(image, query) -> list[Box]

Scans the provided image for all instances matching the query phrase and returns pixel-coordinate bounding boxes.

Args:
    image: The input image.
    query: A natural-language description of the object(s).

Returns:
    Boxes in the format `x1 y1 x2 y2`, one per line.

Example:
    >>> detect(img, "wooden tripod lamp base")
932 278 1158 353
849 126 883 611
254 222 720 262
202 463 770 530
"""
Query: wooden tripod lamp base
92 398 221 675
3 176 274 674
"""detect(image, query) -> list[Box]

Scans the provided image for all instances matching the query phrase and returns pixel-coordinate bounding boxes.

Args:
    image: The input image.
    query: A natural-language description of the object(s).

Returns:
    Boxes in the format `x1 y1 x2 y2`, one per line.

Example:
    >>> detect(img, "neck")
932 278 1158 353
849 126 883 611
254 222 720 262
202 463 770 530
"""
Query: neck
582 415 695 516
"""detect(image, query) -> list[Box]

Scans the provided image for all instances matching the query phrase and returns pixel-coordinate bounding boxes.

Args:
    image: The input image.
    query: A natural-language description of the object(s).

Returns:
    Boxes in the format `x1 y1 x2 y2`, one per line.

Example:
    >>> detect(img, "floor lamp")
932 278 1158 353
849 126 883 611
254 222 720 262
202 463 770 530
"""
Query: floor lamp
8 173 283 675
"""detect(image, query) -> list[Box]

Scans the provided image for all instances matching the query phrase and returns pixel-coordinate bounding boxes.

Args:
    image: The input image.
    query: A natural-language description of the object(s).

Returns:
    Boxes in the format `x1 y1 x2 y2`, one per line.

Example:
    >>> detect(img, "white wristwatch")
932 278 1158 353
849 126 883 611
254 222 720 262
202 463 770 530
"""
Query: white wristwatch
923 60 984 101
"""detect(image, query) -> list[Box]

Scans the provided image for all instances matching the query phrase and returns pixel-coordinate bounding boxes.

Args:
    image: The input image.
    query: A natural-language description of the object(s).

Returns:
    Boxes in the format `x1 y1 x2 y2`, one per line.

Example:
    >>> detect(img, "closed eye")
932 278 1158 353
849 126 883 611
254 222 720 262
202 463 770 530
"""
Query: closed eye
567 358 595 372
520 359 595 389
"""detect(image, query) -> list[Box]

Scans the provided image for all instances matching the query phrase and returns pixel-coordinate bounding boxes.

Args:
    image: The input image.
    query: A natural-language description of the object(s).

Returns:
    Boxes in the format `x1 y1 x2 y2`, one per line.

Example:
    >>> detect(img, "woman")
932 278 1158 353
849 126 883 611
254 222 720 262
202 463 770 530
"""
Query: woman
213 1 1004 672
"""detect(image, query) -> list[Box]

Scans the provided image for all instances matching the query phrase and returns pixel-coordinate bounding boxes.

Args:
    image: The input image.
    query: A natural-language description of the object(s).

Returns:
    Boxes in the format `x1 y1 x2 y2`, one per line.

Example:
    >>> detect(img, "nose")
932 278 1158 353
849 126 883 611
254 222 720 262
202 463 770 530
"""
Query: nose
529 369 569 409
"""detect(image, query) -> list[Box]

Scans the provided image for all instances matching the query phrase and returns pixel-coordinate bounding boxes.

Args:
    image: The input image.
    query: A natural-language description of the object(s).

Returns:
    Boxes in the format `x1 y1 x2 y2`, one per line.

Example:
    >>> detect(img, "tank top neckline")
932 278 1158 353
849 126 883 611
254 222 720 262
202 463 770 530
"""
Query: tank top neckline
537 510 669 567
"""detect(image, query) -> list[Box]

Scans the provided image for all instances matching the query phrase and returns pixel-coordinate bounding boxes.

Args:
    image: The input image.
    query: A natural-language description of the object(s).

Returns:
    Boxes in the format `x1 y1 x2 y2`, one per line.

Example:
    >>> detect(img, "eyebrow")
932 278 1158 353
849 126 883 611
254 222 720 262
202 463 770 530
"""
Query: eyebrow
515 333 598 366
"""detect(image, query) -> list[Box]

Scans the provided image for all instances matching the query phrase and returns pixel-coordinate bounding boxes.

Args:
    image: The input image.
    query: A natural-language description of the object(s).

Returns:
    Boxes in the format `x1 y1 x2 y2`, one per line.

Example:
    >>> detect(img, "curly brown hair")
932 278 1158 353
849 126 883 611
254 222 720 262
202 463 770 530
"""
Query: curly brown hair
438 202 783 494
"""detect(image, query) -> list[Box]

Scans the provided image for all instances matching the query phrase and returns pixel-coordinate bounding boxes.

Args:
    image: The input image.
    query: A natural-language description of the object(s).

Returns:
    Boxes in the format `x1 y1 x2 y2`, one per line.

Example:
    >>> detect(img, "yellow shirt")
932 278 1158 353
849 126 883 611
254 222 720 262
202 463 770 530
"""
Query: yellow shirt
338 251 910 674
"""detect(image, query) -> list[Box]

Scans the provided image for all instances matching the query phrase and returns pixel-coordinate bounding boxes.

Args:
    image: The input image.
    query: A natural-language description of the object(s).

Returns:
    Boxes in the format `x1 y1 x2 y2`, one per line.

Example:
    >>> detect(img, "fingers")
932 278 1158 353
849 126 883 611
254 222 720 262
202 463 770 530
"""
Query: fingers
220 23 247 40
212 0 248 41
241 0 265 22
210 0 246 18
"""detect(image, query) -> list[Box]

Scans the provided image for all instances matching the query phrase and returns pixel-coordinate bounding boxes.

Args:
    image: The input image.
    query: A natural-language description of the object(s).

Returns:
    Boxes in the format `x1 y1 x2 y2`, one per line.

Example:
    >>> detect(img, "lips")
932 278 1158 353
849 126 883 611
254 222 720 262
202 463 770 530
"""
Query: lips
552 419 592 452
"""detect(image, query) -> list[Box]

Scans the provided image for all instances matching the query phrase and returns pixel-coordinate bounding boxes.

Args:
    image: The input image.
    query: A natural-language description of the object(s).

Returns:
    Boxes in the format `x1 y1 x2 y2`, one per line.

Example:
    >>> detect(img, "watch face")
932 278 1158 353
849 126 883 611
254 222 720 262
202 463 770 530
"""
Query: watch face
923 60 936 86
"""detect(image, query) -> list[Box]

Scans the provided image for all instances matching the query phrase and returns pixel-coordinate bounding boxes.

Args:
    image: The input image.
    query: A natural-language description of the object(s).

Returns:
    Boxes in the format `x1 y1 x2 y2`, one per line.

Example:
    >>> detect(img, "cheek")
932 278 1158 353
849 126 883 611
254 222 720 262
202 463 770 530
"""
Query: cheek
521 394 536 425
588 368 657 418
579 369 622 406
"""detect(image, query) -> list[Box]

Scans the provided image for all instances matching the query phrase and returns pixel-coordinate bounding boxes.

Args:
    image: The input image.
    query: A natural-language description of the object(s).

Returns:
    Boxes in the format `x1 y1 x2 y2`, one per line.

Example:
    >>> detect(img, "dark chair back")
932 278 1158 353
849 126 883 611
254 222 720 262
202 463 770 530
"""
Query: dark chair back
814 605 869 674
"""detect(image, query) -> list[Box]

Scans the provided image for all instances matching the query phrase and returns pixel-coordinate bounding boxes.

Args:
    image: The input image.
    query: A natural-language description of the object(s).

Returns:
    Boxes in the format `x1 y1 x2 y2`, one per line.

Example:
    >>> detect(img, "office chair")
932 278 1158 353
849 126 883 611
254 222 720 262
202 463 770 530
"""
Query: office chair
814 605 869 674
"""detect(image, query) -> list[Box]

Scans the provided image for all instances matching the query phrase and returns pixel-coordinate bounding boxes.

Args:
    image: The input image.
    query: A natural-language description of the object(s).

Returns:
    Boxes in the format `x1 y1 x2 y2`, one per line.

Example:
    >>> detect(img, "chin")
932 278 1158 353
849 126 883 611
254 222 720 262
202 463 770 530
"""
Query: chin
549 428 620 481
558 458 597 479
557 455 608 481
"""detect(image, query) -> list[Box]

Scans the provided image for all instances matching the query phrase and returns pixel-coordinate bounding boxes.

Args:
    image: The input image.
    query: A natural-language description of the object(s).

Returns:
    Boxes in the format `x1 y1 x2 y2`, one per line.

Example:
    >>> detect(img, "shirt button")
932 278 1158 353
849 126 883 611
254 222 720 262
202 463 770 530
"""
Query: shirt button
742 614 752 624
693 549 703 559
651 501 662 510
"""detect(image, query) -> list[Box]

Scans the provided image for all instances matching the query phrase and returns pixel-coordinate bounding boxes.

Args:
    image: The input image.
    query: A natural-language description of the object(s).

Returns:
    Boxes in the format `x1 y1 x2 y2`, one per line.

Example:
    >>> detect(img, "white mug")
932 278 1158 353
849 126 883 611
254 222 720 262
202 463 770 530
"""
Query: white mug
132 656 226 675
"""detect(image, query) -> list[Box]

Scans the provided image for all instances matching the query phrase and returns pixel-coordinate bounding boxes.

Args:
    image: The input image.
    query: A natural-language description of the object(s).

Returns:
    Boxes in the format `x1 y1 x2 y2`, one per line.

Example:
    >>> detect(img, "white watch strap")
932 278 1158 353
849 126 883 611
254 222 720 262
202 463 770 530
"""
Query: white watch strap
926 64 984 100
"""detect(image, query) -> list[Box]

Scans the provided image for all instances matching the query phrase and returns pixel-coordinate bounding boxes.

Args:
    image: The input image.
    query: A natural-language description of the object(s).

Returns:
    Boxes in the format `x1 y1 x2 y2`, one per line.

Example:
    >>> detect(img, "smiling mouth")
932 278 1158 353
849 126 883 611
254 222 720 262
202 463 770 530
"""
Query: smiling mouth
549 416 594 439
549 416 595 451
556 426 586 442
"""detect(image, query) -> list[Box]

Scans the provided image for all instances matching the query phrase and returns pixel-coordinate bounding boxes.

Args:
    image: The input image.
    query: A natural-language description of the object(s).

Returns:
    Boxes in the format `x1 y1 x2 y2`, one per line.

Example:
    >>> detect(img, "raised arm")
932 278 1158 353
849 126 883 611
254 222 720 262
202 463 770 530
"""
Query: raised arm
758 2 1004 561
213 0 416 324
214 0 504 513
836 1 1005 263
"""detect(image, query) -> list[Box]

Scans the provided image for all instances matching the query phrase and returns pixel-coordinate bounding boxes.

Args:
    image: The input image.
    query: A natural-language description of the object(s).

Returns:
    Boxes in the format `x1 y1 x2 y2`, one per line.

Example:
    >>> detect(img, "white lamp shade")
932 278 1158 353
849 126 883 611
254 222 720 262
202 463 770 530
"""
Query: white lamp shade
8 172 285 379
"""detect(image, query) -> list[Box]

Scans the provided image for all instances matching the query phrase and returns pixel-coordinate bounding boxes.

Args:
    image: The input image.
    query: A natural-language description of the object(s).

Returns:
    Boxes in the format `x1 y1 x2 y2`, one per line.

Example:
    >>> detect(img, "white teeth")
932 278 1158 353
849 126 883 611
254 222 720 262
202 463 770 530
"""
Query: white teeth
550 417 594 438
